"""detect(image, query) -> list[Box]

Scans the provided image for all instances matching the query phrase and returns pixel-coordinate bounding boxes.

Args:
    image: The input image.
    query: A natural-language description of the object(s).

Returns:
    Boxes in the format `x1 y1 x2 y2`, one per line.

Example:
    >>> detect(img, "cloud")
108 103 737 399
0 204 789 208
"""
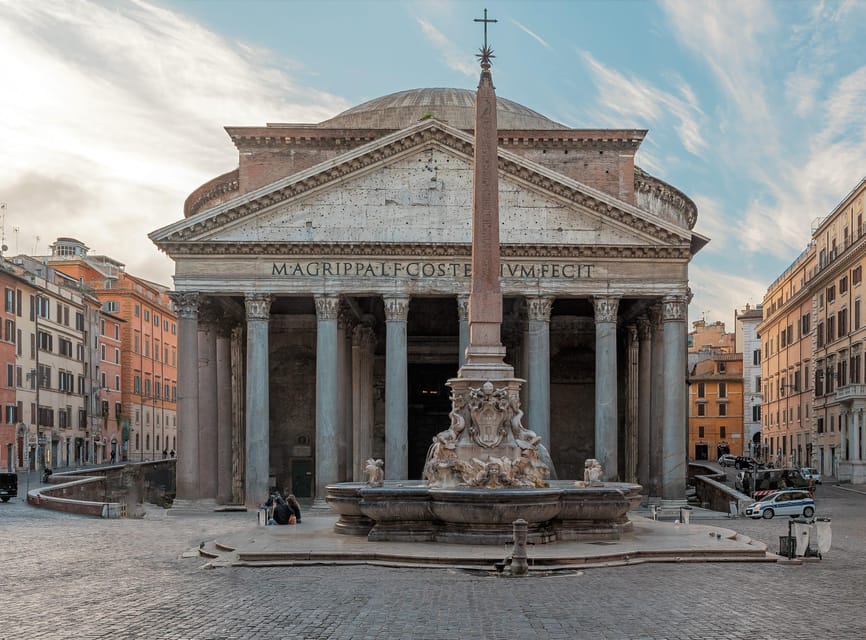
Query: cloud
578 51 707 156
691 195 729 255
509 18 551 50
688 263 767 327
416 17 476 77
0 0 349 284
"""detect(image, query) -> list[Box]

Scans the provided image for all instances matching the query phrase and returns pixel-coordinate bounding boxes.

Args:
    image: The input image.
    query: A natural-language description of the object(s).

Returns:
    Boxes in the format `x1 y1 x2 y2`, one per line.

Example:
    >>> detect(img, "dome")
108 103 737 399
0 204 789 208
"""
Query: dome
318 88 567 130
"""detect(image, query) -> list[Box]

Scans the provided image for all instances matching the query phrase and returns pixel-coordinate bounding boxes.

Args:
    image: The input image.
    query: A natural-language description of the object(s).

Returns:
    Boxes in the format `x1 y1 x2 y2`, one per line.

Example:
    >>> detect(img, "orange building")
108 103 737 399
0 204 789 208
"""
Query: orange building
41 238 177 462
688 353 744 460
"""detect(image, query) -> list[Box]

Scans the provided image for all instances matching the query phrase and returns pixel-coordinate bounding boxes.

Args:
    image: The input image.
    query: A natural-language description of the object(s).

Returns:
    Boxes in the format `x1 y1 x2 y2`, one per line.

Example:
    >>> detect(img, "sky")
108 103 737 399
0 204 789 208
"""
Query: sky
2 0 866 327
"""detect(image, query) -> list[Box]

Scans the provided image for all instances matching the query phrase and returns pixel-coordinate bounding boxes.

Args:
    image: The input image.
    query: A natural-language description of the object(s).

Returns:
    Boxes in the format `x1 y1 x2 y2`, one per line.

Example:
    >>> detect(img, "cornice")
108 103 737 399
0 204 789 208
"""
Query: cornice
157 241 692 260
151 120 690 249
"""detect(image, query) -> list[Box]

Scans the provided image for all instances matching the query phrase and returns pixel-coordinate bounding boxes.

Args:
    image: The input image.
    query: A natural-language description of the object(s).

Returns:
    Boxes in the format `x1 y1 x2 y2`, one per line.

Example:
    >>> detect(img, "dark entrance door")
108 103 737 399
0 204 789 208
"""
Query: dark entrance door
291 459 313 498
408 363 455 479
694 443 708 460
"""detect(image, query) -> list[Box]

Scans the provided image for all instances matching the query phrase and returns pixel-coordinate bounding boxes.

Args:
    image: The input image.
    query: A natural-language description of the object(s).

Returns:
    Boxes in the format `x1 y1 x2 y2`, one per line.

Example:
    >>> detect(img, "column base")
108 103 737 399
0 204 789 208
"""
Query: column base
838 460 866 483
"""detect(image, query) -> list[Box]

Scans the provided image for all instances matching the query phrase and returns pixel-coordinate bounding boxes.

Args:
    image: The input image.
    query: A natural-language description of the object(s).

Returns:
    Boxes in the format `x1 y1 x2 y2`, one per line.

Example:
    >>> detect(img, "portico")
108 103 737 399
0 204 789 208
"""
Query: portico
151 88 705 508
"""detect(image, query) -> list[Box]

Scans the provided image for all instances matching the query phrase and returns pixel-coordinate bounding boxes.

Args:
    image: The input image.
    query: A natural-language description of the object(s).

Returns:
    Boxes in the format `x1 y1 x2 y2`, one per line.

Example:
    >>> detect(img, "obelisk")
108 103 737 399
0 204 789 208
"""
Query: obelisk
459 15 513 382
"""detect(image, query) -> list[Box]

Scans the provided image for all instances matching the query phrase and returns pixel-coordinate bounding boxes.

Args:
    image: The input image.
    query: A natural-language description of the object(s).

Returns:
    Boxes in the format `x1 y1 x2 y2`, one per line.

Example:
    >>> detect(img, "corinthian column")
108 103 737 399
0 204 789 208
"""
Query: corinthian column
171 292 199 501
197 309 218 500
314 295 341 505
637 316 653 489
649 303 664 497
352 325 376 480
526 296 553 447
625 323 639 484
337 308 354 482
593 295 620 480
216 324 233 504
662 294 688 499
383 295 410 480
244 293 272 509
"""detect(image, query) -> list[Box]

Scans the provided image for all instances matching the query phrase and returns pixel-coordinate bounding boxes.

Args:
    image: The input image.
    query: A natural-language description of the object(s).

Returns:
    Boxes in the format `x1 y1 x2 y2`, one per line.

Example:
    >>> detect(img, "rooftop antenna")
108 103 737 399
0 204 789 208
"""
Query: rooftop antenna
0 202 6 256
33 235 40 256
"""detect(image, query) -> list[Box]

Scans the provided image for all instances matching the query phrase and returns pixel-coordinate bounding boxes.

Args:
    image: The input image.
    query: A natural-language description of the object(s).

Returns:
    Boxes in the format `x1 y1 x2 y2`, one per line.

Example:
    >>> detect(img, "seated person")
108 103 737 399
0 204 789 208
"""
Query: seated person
271 496 292 525
286 494 302 523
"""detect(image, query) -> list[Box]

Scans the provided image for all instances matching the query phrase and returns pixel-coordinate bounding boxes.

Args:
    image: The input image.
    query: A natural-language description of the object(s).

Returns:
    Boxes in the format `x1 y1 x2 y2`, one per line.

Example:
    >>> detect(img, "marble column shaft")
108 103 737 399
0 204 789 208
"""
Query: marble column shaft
637 317 653 489
593 296 620 480
197 320 218 500
216 328 233 504
855 411 862 461
315 295 341 502
526 296 553 447
244 294 272 508
649 304 665 496
172 292 199 500
352 325 375 481
230 326 246 504
625 324 639 484
661 295 688 499
384 295 410 480
337 311 353 482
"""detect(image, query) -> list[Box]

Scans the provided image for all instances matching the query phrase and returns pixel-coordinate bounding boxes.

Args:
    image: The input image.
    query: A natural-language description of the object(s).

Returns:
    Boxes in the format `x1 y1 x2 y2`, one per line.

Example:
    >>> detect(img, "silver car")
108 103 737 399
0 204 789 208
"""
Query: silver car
801 467 823 484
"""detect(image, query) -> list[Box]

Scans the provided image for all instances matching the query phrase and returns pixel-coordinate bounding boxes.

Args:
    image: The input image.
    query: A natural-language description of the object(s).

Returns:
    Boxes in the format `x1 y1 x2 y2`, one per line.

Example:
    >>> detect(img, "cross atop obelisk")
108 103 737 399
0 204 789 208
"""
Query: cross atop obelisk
460 8 512 379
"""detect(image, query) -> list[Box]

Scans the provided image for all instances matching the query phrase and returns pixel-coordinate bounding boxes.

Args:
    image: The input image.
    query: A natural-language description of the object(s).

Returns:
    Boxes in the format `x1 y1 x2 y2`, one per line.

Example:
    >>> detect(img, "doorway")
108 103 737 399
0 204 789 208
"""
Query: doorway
694 443 708 460
407 363 455 479
291 459 313 498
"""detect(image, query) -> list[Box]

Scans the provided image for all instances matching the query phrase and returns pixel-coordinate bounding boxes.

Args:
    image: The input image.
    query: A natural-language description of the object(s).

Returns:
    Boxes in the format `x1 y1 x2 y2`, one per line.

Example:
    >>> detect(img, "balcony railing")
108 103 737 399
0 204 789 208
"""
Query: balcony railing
835 384 866 402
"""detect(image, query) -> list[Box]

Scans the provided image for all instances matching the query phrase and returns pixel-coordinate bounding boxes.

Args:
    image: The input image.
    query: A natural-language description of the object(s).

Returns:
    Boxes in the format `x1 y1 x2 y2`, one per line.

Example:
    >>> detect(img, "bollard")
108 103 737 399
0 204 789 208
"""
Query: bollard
511 518 529 576
680 506 692 525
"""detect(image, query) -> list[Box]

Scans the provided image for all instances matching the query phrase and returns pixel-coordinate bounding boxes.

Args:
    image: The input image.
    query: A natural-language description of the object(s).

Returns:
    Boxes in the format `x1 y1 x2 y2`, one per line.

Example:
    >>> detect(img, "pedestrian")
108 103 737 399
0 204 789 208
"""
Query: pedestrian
110 451 116 464
286 493 302 524
169 449 175 458
162 449 167 459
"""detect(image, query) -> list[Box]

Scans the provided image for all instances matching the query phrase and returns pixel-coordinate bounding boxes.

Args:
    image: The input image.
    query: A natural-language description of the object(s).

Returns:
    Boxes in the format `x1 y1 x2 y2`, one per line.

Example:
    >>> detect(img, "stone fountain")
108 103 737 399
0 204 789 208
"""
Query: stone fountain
326 19 641 545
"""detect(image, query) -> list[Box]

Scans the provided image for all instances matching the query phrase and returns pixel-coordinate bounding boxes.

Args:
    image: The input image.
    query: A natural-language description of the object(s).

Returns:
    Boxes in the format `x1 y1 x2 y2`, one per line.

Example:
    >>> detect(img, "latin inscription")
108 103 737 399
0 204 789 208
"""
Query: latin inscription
271 261 594 279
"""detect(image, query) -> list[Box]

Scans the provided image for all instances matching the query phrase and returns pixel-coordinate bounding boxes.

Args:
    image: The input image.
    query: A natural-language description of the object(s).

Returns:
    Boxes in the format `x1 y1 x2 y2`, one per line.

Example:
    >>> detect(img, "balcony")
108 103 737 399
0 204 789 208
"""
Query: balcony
835 384 866 403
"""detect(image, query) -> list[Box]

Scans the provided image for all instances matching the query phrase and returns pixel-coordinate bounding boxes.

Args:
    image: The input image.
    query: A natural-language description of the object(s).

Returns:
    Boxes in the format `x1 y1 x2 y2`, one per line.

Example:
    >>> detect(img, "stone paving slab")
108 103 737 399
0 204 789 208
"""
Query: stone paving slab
199 513 773 571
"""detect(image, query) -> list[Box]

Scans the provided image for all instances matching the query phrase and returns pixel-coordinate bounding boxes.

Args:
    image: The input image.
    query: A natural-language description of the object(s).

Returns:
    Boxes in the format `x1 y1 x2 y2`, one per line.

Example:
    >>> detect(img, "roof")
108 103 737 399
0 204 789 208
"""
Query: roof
317 88 567 130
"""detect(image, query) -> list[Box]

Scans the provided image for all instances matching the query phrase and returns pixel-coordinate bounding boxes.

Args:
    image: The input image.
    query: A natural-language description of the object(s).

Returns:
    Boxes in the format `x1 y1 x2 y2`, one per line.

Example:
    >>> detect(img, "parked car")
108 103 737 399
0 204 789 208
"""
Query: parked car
801 467 823 484
737 467 812 494
744 489 815 519
718 454 736 467
0 472 17 502
734 456 760 470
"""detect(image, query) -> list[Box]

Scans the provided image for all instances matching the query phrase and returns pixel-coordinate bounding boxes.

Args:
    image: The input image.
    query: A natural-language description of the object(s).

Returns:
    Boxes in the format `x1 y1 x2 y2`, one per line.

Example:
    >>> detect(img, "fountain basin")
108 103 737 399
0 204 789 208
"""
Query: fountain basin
326 480 642 545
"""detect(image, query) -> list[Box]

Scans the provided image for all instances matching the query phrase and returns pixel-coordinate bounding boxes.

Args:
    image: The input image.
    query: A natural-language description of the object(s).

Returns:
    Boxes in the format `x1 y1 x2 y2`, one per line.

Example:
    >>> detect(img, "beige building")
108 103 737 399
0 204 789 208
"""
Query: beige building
759 177 866 482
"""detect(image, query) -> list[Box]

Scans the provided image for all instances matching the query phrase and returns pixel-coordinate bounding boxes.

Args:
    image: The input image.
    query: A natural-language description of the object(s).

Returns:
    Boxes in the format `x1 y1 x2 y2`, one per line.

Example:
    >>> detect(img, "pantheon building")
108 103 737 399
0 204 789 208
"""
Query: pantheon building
150 88 706 508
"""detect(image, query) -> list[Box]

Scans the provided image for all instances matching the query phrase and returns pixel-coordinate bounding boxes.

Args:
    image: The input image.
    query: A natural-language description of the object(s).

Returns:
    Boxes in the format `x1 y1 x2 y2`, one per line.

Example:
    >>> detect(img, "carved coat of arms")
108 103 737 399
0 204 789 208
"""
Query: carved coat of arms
467 382 510 448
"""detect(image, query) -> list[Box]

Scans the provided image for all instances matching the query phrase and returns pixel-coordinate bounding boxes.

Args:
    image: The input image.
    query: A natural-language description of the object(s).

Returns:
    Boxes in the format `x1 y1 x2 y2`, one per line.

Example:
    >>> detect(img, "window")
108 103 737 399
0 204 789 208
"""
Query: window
144 309 150 322
154 313 159 326
37 331 53 352
101 344 106 360
828 315 836 343
755 375 761 393
815 369 824 396
852 354 862 384
38 364 51 389
115 324 119 340
102 301 118 313
817 322 825 347
854 265 863 285
115 375 120 391
115 402 122 418
163 319 169 331
697 382 705 398
59 338 72 358
718 361 726 373
115 348 120 364
6 364 12 387
718 403 727 417
787 324 793 345
75 312 85 331
801 313 810 336
144 379 151 397
857 299 862 330
752 405 761 421
134 376 141 394
698 426 705 438
4 288 13 313
101 319 105 335
697 404 705 417
101 400 109 416
720 426 726 438
719 382 727 398
753 349 761 365
840 276 849 295
135 304 140 317
839 308 848 336
827 285 836 303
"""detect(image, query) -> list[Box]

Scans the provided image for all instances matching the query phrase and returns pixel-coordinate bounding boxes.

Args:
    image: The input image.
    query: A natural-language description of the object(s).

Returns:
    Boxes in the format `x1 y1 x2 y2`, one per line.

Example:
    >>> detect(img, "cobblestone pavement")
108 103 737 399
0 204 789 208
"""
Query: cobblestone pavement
2 478 865 640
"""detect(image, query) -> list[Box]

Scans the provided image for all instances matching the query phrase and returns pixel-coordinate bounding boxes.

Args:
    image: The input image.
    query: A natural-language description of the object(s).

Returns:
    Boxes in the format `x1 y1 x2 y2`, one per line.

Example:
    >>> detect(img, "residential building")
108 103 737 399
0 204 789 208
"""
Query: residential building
736 304 764 457
810 178 866 482
0 268 18 471
41 238 178 462
689 319 735 354
689 352 744 459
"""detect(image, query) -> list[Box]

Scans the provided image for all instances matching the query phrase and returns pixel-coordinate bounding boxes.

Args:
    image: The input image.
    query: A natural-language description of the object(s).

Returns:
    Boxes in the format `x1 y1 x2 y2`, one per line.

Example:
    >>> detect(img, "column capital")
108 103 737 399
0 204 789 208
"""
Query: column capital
662 295 688 323
383 295 410 322
352 324 376 349
457 294 470 322
314 294 341 321
169 292 199 319
244 293 272 321
592 295 620 324
526 296 554 322
337 304 355 330
637 316 653 341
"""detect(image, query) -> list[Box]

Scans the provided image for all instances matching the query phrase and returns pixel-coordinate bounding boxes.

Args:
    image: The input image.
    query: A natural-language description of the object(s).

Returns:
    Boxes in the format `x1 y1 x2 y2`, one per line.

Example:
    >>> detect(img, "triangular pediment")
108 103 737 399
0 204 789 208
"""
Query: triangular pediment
151 119 692 254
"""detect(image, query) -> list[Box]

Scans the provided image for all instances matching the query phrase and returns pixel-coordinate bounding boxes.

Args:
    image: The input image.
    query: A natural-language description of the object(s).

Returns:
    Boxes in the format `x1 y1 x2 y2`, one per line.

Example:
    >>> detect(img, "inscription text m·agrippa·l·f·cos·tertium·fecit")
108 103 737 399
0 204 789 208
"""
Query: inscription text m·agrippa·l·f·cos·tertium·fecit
271 261 595 279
